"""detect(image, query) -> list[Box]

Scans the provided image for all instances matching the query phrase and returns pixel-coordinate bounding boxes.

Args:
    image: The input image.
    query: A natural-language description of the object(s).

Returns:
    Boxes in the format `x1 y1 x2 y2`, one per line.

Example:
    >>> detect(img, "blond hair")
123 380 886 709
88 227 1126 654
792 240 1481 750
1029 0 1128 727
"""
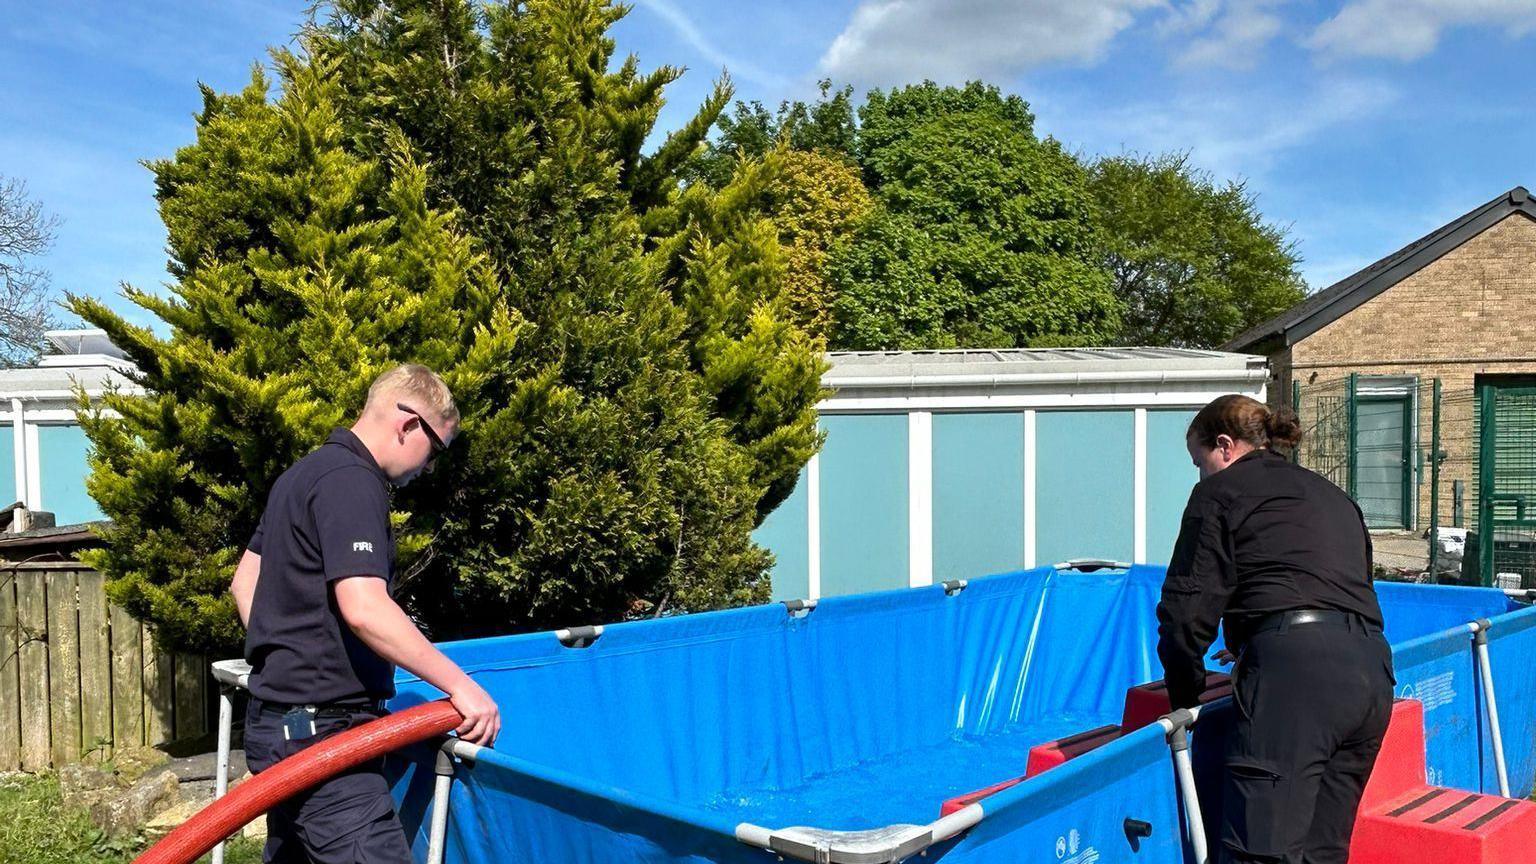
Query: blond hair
365 364 459 426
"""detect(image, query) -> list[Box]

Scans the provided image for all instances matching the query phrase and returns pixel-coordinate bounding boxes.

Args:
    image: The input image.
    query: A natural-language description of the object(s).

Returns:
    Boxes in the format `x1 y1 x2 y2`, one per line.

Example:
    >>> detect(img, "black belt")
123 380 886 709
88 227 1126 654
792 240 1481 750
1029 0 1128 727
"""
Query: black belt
254 696 388 716
1251 608 1380 636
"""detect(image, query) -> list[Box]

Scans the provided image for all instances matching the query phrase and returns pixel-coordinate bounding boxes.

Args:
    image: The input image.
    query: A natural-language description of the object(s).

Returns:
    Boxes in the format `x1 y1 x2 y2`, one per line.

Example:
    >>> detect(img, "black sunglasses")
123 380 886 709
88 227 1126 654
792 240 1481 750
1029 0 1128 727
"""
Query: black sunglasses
397 403 448 455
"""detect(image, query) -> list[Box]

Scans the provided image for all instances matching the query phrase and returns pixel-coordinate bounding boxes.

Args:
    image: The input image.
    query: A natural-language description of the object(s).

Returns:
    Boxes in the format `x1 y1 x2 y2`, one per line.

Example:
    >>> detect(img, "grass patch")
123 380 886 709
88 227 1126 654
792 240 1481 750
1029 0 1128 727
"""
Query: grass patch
0 772 264 864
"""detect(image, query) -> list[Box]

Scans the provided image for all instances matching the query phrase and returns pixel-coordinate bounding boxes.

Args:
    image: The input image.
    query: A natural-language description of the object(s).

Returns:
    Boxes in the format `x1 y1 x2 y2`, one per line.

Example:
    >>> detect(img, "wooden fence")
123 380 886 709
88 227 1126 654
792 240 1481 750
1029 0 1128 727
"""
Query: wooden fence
0 562 210 770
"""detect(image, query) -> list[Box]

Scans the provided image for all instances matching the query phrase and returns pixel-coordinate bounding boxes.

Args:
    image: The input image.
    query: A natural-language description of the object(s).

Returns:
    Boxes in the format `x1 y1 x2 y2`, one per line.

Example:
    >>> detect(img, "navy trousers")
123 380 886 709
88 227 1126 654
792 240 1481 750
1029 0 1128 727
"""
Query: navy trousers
244 699 412 864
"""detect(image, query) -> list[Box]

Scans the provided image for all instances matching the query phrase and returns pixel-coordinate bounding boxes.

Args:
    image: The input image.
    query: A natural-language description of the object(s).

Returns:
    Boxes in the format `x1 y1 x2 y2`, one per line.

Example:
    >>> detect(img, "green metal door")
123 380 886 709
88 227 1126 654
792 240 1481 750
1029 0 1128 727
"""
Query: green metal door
1356 396 1412 529
1477 381 1536 587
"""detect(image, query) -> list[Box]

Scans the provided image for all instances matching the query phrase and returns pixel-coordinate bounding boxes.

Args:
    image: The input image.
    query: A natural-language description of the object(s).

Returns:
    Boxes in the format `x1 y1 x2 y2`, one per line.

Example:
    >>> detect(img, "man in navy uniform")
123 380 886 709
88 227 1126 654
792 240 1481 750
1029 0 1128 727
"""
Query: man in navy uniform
230 364 499 863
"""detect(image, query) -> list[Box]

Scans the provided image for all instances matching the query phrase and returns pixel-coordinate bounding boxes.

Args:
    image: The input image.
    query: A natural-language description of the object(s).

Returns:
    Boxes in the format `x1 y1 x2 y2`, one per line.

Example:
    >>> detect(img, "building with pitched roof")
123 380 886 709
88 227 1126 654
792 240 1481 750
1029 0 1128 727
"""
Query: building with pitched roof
1226 187 1536 583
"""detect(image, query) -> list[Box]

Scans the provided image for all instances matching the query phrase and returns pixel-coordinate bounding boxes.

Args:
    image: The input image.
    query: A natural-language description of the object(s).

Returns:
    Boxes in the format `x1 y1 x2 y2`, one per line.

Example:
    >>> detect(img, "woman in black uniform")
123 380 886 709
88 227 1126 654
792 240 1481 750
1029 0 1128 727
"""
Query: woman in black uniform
1156 394 1395 864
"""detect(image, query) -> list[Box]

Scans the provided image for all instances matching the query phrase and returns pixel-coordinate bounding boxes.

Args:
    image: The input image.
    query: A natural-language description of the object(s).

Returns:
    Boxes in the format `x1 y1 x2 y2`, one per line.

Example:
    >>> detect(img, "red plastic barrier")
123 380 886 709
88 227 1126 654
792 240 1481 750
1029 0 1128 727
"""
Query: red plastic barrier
1349 698 1536 863
1352 788 1536 863
1120 671 1231 732
940 723 1125 816
1357 699 1427 810
134 700 463 864
1024 724 1122 778
940 775 1026 817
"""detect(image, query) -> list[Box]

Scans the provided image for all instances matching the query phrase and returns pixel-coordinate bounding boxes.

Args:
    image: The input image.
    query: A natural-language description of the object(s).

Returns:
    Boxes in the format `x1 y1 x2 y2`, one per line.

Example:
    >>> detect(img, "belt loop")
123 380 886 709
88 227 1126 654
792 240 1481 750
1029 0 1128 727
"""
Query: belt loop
1277 614 1292 635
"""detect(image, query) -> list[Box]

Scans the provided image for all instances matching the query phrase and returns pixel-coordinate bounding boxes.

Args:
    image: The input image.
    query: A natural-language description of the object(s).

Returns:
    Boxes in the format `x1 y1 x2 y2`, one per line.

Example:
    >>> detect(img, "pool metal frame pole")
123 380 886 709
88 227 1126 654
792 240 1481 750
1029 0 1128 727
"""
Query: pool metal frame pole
734 802 983 862
426 741 457 864
212 684 234 864
209 659 253 864
1054 558 1134 572
1159 707 1207 864
1469 619 1511 797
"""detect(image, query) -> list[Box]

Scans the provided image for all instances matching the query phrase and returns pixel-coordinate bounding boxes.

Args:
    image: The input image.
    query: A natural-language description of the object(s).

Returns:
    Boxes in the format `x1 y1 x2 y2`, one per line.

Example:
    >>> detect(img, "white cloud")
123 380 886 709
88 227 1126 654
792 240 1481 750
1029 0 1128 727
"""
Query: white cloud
1157 0 1226 36
1168 0 1287 69
1037 77 1401 183
632 0 788 88
1310 0 1536 61
816 0 1162 88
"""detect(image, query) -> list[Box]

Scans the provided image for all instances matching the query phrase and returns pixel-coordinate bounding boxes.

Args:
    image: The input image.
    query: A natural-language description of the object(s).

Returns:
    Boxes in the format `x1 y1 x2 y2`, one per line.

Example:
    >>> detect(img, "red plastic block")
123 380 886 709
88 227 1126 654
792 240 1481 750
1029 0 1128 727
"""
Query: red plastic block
939 775 1025 817
940 723 1125 817
1350 786 1536 863
1358 699 1427 810
1347 697 1536 863
1120 671 1232 732
1024 724 1122 778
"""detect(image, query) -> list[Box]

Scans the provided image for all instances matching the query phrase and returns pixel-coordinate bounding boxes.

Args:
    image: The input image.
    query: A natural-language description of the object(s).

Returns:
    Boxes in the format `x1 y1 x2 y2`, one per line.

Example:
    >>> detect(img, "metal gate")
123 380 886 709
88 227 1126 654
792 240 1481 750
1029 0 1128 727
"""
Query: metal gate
1477 381 1536 588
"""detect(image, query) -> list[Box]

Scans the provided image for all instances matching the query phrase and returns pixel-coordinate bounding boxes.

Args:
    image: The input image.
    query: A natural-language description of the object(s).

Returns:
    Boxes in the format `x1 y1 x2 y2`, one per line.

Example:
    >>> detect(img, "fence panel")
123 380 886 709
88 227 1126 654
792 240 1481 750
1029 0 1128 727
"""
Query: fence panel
0 563 211 769
0 571 17 770
45 568 82 765
173 652 206 742
78 570 112 761
110 604 144 754
144 626 173 746
17 569 50 769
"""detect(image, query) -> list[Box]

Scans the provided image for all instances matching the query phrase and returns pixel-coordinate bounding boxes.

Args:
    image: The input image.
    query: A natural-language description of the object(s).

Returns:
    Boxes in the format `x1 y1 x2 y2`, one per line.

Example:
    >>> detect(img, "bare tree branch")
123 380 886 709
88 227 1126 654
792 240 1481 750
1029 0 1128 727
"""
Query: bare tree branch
0 175 60 367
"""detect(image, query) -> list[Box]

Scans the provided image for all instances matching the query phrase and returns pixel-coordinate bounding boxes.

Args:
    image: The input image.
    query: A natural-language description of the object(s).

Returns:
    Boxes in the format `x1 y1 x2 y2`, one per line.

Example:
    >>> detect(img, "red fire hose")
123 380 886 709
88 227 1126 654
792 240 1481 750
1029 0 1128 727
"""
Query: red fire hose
134 700 464 864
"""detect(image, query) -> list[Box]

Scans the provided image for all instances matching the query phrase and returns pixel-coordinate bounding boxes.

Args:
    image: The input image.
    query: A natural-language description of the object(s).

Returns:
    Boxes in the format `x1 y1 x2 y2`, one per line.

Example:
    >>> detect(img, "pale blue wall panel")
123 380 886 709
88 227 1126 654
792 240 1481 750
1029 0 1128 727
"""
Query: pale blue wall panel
819 415 908 596
38 424 103 525
932 412 1025 580
1035 411 1134 565
757 467 810 602
1146 410 1200 565
0 424 13 506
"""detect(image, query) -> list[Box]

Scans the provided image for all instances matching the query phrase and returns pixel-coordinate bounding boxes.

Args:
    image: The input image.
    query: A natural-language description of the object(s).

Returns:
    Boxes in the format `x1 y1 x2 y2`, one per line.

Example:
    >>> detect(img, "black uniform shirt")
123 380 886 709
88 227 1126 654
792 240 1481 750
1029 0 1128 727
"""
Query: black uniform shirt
244 428 397 705
1155 447 1383 709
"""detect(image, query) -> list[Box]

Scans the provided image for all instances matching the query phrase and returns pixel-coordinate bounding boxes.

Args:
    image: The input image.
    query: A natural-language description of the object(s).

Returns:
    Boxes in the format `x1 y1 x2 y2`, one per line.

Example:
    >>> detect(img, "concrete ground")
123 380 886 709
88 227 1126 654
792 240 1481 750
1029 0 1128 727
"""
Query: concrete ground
1372 530 1430 578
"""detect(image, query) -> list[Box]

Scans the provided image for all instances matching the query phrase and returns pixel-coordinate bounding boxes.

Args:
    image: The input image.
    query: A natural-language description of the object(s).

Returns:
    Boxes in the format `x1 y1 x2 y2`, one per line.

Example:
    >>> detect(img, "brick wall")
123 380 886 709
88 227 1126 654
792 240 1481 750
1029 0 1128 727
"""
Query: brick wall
1272 213 1536 530
1298 214 1536 366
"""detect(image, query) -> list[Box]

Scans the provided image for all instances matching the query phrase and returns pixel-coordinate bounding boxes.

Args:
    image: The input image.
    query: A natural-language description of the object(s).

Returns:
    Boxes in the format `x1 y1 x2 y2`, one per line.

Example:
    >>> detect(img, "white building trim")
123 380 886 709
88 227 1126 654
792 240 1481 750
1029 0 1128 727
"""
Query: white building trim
806 453 821 601
908 411 933 588
818 387 1263 413
1023 409 1037 569
1134 408 1148 563
9 399 24 506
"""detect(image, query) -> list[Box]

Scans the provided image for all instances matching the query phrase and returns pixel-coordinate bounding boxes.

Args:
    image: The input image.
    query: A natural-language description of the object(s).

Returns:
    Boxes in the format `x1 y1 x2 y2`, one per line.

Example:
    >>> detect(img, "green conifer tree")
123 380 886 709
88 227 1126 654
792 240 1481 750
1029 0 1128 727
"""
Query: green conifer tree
73 0 822 652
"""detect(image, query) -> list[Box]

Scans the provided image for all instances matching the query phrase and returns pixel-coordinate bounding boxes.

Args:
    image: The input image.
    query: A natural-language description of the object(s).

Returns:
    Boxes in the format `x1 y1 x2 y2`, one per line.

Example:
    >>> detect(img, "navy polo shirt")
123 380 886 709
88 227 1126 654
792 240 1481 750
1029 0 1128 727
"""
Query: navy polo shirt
244 429 396 705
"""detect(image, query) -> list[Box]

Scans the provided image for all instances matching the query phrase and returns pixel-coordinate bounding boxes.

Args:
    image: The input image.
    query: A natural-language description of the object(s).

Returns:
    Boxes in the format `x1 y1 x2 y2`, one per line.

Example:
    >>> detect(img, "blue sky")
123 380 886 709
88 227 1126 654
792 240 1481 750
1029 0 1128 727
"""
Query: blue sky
5 0 1536 332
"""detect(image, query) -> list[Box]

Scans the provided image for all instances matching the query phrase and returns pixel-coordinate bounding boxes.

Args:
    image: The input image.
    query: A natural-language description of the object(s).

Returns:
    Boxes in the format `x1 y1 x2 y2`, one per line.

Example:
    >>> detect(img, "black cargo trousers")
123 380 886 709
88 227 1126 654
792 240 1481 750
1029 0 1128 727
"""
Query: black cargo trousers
245 697 413 864
1221 616 1396 864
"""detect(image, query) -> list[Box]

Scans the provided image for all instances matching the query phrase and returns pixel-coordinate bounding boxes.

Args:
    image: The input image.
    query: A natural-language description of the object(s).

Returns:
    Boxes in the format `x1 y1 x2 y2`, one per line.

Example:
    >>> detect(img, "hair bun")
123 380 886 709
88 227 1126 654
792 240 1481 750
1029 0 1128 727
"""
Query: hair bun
1265 406 1303 450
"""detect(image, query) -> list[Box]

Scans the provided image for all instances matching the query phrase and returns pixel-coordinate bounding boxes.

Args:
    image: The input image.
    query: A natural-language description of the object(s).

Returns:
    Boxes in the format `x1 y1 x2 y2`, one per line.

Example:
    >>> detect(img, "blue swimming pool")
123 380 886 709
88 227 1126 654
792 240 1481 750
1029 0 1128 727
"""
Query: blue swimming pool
384 563 1536 864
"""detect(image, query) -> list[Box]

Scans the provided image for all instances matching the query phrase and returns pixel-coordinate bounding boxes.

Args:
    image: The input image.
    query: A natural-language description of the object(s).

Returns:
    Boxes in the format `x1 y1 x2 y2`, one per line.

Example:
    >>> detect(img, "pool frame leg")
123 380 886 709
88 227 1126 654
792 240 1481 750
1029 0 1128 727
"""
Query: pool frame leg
1162 708 1208 864
212 684 234 864
426 741 456 864
1471 619 1511 797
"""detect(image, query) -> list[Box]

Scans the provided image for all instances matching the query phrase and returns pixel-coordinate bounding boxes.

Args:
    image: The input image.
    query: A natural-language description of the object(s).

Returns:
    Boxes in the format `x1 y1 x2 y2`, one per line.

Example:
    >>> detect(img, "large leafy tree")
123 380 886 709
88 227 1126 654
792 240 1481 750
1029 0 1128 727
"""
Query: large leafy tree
74 0 823 653
689 81 1305 352
681 80 857 189
1089 153 1306 348
763 150 872 341
687 81 1120 349
676 85 868 345
832 83 1120 349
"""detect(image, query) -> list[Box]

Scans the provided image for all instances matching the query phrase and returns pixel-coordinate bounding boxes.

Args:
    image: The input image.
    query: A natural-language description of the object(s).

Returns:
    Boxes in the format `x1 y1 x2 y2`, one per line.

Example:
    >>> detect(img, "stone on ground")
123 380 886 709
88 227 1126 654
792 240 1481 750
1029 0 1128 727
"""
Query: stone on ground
88 769 180 837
